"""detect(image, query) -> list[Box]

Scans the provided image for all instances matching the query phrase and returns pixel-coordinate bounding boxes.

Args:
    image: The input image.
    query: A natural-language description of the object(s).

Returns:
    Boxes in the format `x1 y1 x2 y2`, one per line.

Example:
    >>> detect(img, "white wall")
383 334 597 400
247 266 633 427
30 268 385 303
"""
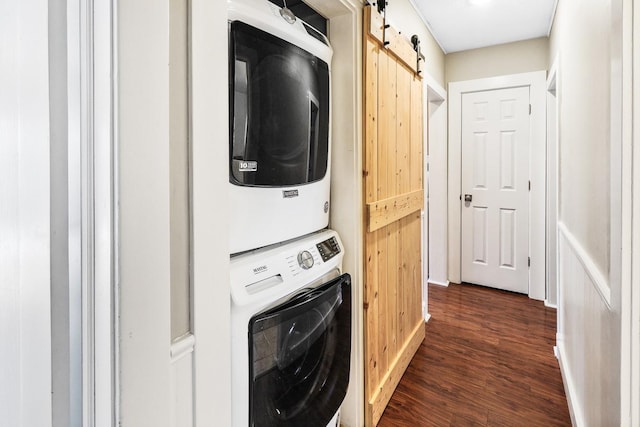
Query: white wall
117 0 231 425
0 0 53 425
551 1 612 276
550 0 625 424
445 37 549 84
117 0 173 423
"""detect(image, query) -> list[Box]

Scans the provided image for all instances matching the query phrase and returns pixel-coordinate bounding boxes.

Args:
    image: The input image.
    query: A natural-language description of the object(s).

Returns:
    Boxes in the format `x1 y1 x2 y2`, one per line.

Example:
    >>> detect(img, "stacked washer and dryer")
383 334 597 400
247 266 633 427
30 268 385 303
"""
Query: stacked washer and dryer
227 1 351 426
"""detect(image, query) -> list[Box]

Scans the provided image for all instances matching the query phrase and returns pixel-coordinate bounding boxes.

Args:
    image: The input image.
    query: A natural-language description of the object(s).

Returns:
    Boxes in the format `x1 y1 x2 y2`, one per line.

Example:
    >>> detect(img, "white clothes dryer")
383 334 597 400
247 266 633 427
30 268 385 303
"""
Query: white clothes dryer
228 0 334 254
230 229 351 427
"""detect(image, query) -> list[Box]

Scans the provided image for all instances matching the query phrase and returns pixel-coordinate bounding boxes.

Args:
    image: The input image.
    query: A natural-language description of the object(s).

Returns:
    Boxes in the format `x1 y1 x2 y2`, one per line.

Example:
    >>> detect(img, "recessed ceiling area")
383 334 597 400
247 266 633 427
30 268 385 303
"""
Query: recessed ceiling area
411 0 558 53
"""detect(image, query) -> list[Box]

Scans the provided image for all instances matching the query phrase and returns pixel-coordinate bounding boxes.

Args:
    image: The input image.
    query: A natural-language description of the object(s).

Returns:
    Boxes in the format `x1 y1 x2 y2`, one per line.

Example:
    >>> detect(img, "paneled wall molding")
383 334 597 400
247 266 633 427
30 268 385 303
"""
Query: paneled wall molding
553 0 632 424
558 221 612 309
427 279 449 287
169 339 194 427
170 333 196 363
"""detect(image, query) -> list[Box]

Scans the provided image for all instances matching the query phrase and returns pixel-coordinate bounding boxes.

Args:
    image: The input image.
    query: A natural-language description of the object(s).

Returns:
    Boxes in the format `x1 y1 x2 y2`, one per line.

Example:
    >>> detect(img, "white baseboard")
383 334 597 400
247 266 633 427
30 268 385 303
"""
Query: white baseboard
427 278 449 287
557 341 583 427
544 300 558 309
424 313 432 323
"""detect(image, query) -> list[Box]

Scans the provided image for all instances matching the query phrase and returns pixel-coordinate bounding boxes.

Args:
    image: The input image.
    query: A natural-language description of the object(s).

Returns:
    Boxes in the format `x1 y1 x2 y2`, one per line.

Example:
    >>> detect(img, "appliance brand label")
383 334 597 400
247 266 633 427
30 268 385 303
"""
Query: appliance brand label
236 160 257 172
283 189 299 198
252 265 268 275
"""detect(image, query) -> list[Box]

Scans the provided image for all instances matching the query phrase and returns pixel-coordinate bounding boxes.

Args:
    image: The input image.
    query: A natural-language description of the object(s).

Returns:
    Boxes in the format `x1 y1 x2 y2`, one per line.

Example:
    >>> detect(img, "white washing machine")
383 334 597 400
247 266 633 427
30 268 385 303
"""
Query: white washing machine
230 229 351 427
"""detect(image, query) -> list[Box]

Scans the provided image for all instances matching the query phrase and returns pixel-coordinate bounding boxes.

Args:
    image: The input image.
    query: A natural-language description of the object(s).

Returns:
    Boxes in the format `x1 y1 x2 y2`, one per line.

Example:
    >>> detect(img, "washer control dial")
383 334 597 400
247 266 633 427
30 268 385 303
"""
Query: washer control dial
297 250 314 270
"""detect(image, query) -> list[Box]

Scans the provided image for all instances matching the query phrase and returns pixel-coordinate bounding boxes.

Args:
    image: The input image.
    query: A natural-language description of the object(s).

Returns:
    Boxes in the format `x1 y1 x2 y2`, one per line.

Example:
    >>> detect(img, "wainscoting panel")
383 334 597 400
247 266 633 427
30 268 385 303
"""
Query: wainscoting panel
557 223 620 426
170 334 195 427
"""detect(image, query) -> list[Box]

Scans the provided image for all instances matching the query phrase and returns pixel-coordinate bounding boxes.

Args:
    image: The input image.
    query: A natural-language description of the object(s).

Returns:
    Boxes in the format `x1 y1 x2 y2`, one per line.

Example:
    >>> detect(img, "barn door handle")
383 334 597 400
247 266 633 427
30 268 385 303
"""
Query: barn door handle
464 194 472 202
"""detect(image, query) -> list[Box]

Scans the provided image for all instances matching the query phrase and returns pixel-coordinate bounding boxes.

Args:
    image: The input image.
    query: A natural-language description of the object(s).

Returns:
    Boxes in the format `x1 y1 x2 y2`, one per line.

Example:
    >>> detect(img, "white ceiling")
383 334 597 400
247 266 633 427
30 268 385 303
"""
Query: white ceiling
410 0 558 53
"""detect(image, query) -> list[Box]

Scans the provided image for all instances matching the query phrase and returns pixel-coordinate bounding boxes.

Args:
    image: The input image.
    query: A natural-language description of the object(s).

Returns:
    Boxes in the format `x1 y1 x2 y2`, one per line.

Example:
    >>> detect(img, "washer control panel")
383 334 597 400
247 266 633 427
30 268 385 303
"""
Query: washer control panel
297 250 314 269
231 230 344 307
316 236 341 262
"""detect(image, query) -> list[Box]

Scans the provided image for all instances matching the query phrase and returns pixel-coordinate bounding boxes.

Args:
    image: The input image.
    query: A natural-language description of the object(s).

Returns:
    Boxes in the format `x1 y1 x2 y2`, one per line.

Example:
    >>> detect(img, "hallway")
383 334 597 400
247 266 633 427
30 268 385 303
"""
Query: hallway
378 283 571 426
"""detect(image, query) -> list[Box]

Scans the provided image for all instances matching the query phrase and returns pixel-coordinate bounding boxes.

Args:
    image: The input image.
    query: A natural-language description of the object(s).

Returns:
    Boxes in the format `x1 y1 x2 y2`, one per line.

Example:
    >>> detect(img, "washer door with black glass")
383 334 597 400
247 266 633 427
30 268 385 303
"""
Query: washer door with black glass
249 273 351 427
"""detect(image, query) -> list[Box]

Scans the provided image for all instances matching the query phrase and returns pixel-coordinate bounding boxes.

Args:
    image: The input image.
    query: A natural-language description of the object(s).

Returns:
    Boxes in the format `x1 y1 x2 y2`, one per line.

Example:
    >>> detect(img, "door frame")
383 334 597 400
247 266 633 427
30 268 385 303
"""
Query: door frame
448 71 546 300
546 58 559 308
424 73 448 290
627 0 638 422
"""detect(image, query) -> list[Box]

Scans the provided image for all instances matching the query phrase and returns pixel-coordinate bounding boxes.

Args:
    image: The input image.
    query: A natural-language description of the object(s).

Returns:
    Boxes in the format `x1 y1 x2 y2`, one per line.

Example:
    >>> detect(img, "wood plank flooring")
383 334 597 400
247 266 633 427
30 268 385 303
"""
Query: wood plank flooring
377 282 571 427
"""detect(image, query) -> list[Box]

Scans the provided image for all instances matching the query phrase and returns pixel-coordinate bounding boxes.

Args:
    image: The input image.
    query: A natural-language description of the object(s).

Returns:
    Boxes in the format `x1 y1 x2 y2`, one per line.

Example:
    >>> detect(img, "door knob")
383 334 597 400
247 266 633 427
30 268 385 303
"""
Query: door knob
464 194 472 202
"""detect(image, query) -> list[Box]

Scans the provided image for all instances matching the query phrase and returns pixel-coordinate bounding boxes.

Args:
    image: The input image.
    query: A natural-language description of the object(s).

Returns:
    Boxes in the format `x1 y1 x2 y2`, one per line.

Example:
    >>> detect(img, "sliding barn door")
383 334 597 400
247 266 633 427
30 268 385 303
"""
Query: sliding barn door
363 6 425 426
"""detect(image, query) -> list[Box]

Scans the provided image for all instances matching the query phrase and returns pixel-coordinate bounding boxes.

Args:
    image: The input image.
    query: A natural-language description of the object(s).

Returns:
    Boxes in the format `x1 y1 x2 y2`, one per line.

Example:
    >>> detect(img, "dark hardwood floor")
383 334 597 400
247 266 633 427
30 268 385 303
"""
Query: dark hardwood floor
378 282 571 427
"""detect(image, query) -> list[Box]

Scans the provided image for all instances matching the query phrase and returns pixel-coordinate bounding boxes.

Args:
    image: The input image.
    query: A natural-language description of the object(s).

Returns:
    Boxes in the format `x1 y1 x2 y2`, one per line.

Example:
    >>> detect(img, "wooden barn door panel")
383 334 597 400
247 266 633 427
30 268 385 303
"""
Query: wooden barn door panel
363 6 425 426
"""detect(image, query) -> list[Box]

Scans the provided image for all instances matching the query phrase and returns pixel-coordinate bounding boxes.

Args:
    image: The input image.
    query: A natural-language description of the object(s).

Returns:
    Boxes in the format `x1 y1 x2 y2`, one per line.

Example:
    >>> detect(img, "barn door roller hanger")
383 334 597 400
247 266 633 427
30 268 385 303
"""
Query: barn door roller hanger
369 1 425 74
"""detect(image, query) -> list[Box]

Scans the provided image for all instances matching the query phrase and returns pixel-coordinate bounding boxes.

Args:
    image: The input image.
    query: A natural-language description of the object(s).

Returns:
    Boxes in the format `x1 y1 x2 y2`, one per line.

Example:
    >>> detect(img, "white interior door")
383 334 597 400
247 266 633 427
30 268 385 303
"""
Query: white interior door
461 86 530 293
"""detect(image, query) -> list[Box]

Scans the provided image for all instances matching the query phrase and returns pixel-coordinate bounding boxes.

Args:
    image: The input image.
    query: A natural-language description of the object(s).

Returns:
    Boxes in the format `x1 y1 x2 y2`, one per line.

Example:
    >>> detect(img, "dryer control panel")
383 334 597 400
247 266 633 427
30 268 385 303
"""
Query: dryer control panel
316 236 341 262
